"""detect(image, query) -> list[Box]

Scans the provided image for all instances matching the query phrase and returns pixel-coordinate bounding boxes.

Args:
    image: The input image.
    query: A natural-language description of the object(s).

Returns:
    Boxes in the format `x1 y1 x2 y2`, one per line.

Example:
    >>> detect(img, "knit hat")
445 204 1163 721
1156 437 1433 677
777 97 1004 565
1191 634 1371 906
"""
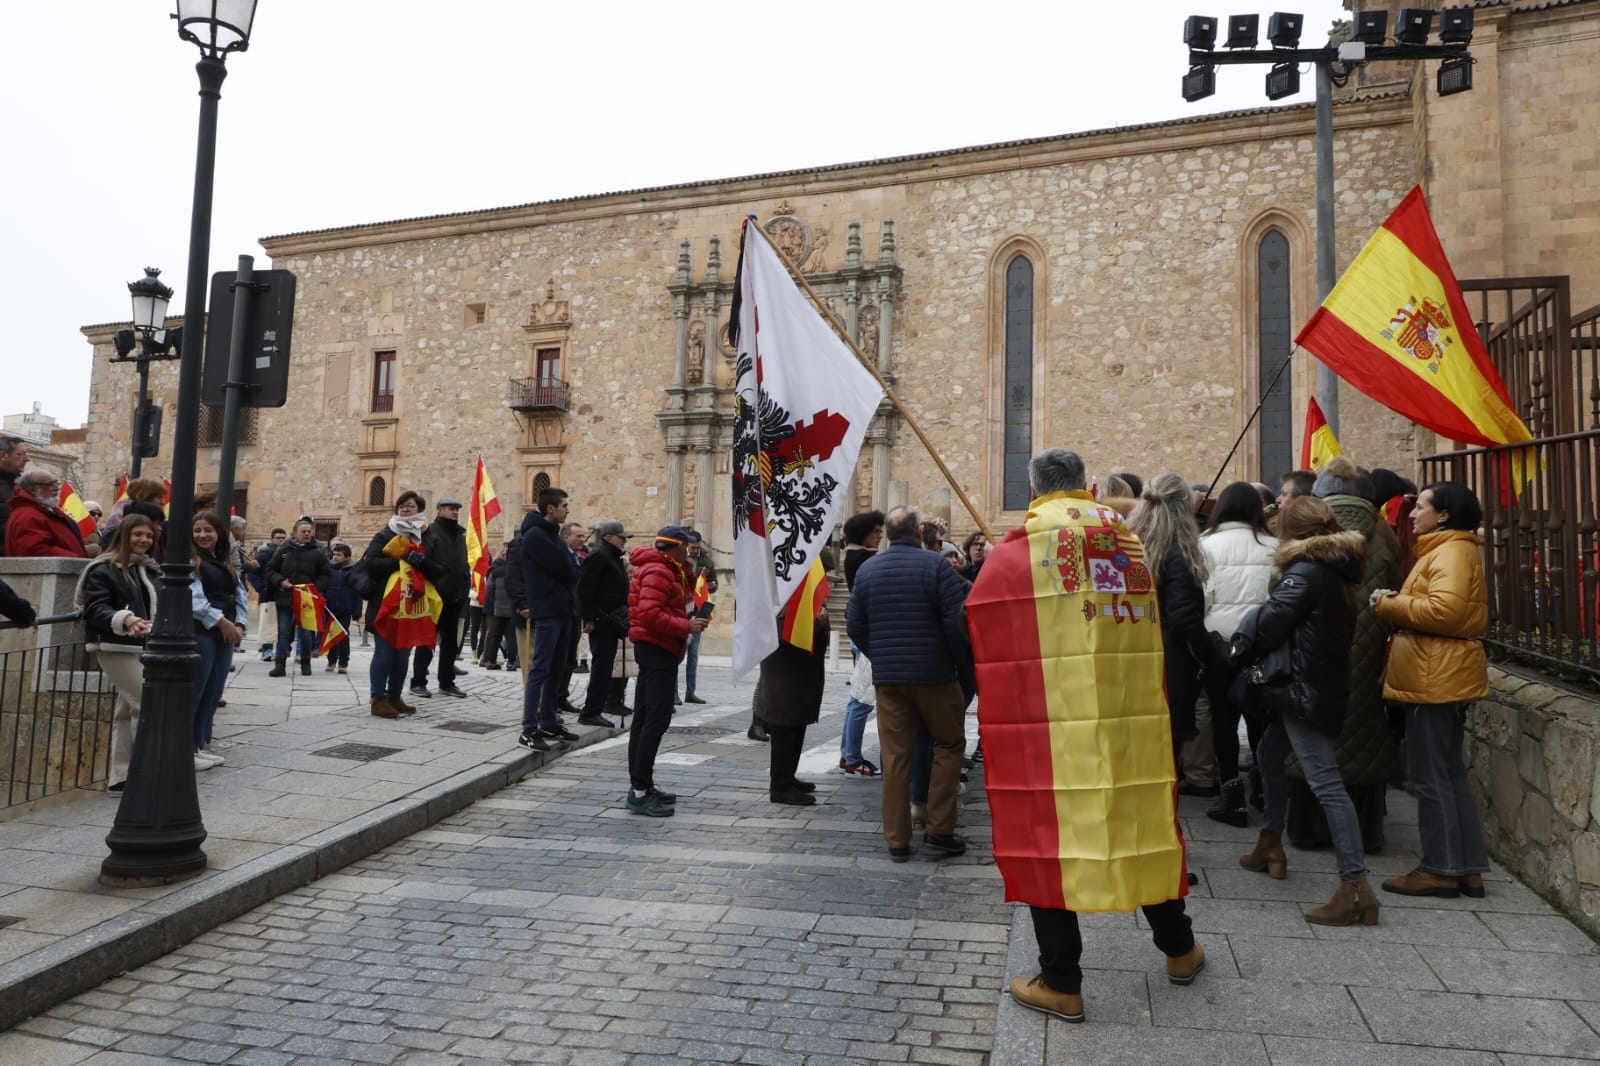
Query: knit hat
1312 457 1375 503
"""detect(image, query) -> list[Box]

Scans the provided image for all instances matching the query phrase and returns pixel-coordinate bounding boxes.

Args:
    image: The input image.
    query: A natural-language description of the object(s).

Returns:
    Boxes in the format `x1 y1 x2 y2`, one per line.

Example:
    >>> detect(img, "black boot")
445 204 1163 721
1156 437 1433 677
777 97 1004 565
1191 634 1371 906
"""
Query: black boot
1207 778 1249 828
269 658 287 677
299 656 312 676
748 717 769 743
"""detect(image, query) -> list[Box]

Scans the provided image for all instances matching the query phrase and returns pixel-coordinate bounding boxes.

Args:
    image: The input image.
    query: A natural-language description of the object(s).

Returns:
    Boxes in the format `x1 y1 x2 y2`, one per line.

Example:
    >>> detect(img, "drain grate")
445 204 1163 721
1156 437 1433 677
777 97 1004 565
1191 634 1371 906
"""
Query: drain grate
312 742 404 762
434 720 503 735
667 726 730 736
0 916 19 930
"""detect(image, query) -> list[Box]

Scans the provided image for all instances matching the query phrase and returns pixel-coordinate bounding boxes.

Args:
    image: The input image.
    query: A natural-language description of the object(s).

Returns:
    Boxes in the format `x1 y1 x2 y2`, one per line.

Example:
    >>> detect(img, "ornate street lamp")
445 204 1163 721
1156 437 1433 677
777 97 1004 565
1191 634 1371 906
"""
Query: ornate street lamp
128 267 174 332
113 269 180 477
101 0 259 887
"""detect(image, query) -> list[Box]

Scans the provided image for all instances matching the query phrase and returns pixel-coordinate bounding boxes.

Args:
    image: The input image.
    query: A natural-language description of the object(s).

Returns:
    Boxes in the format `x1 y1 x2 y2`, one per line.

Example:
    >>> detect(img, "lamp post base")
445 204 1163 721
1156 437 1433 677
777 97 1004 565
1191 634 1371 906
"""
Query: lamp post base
99 837 207 888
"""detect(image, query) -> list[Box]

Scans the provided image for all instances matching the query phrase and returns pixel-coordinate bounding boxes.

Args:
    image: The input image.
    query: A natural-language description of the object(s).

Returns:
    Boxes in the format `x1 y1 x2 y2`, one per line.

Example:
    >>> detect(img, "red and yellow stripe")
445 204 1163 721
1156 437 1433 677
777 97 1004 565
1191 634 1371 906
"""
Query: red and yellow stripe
967 491 1186 912
779 559 830 652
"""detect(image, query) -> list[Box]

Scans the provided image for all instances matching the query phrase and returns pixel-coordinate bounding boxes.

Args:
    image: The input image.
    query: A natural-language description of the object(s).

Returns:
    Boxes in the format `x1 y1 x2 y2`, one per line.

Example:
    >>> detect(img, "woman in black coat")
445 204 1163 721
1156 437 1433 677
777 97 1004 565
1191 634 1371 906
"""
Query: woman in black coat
266 518 330 676
1231 496 1377 928
75 515 160 791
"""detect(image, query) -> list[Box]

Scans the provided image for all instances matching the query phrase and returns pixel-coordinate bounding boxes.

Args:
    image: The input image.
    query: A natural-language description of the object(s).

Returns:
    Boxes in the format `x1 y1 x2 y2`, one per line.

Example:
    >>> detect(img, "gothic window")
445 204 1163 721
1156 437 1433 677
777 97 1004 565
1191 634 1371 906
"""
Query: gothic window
368 476 387 508
1002 255 1035 510
1258 231 1293 482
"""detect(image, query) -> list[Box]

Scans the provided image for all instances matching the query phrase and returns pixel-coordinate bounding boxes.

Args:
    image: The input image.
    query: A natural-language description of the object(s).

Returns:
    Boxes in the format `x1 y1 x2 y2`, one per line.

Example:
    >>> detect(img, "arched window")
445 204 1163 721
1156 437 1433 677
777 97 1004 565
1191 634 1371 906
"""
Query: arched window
1002 255 1034 510
1258 230 1293 481
533 472 551 496
368 476 386 508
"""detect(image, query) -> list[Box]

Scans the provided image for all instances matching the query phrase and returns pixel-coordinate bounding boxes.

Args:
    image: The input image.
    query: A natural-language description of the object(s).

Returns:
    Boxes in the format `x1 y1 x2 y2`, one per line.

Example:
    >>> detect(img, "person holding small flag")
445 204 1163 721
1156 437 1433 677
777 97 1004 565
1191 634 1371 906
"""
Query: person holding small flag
323 543 362 674
362 491 441 719
266 519 330 676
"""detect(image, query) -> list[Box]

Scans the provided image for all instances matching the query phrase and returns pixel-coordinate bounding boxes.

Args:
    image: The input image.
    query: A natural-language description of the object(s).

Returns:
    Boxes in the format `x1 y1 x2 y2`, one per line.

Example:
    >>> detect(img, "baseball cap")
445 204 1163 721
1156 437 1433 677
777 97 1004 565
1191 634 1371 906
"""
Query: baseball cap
437 497 463 508
595 520 631 539
655 524 690 546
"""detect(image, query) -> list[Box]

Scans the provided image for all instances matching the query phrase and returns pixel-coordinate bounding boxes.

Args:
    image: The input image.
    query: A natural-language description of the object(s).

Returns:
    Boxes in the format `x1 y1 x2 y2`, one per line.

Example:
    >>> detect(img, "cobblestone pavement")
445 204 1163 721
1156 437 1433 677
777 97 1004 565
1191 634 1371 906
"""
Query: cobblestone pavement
2 663 1011 1065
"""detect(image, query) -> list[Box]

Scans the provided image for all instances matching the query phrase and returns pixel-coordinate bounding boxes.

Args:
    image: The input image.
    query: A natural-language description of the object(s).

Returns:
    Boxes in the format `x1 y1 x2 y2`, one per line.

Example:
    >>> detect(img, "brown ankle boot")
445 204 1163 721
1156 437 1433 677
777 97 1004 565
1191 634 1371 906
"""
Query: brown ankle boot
1306 874 1380 926
391 694 417 716
370 696 399 719
1239 831 1287 879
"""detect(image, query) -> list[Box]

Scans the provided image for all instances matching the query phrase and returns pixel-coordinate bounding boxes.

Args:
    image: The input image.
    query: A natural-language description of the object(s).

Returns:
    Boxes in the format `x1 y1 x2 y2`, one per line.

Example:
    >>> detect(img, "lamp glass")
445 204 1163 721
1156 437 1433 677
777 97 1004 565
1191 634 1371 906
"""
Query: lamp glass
174 0 259 55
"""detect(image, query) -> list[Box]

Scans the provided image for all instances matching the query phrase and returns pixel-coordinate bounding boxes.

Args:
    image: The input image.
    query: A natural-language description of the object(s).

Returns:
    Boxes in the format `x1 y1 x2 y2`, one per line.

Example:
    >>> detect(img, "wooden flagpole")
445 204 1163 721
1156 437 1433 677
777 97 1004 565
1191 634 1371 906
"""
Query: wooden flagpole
748 223 995 544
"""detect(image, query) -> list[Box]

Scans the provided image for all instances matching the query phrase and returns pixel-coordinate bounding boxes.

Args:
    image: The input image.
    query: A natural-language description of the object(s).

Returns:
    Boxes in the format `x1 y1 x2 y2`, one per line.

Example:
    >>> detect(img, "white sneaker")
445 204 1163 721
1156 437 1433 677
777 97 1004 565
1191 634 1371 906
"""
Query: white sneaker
194 754 214 772
911 802 927 827
196 749 224 767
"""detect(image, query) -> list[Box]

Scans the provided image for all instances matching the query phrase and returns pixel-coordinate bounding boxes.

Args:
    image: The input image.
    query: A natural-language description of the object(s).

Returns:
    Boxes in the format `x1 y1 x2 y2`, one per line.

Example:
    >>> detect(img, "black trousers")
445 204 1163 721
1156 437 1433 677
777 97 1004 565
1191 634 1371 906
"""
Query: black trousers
555 618 580 706
627 641 677 792
584 626 620 716
412 603 464 687
1029 900 1193 995
480 614 517 665
767 723 806 789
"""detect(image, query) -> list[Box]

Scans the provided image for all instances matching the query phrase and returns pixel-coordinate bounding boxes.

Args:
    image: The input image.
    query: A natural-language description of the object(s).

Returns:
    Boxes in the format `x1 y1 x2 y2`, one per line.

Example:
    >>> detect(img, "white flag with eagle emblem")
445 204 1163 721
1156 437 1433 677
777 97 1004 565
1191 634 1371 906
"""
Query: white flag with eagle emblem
729 219 884 680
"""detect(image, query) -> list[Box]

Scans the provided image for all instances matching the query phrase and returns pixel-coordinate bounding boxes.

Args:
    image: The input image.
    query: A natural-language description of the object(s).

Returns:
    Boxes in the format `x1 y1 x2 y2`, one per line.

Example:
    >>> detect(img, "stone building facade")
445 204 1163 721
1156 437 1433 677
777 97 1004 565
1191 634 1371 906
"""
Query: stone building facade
76 0 1599 577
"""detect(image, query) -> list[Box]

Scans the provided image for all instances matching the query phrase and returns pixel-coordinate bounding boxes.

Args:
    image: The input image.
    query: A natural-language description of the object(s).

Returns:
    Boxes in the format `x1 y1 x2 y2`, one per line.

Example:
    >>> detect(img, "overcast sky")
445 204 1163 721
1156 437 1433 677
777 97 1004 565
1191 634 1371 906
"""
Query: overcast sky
5 0 1349 429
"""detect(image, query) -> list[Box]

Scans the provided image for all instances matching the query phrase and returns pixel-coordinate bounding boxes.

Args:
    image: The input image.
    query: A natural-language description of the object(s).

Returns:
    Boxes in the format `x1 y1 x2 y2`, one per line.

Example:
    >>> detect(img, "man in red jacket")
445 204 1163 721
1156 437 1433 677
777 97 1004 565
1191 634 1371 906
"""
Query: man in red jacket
5 470 87 559
624 525 710 817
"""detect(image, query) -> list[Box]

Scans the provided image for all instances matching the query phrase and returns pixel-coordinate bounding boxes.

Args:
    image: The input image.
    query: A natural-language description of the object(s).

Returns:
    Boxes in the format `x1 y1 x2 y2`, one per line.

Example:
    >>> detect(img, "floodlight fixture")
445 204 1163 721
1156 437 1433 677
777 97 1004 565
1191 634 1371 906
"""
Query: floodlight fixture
1396 8 1434 46
1183 64 1217 102
1353 10 1387 44
1437 55 1473 96
1438 7 1474 45
1265 61 1300 100
1225 13 1260 48
1184 15 1218 50
1267 12 1303 48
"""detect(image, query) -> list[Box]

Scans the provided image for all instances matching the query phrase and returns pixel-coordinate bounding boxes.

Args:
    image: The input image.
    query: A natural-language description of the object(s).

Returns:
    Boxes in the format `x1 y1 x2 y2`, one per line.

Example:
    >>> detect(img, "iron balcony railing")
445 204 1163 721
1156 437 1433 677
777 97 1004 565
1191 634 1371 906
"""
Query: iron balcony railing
0 613 113 809
507 377 569 413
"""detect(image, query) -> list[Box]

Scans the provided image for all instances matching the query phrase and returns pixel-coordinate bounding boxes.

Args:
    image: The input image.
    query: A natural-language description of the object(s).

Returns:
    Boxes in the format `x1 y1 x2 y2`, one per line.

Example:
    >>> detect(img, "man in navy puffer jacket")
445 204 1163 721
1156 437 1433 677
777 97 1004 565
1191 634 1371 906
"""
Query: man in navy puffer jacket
846 505 973 863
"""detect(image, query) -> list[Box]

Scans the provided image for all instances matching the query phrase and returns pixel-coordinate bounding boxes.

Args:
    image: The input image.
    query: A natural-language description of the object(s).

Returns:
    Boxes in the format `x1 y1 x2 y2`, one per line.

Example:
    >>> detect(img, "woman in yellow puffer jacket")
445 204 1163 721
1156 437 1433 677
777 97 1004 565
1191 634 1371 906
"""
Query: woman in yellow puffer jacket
1372 481 1490 901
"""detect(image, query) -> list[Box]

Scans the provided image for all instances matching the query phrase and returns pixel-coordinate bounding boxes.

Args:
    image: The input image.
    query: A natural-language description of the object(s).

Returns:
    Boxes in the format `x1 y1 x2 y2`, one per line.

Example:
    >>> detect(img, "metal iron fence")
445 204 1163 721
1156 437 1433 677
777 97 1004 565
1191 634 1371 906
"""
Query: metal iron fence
0 614 112 809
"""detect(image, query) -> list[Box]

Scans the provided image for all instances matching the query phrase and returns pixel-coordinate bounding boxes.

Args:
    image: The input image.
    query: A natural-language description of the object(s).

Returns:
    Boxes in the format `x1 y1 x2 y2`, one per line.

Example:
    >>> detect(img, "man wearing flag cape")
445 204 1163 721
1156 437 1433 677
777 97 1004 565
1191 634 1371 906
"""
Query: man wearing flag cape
967 449 1204 1024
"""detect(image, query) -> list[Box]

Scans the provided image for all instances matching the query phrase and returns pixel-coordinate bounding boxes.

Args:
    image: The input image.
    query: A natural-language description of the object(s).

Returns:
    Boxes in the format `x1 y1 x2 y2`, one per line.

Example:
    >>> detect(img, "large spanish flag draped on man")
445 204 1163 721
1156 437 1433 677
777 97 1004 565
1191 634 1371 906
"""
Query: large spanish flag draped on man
1296 186 1537 491
966 491 1187 912
466 455 501 603
728 218 883 679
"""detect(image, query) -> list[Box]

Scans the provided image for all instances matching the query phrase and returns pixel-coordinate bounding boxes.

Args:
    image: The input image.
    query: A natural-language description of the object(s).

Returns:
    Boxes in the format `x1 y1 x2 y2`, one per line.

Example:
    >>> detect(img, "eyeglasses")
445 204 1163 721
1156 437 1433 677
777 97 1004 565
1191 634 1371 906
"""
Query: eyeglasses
89 511 103 517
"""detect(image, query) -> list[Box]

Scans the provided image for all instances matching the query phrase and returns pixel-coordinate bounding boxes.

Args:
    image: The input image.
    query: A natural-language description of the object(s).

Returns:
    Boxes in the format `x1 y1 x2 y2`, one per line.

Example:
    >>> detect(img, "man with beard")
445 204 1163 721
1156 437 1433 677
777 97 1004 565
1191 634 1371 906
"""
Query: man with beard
5 469 88 558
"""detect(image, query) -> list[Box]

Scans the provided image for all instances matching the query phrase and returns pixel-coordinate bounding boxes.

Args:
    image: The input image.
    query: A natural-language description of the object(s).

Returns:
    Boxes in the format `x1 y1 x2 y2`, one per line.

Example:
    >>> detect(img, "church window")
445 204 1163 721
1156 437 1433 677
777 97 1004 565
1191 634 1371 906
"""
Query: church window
1257 231 1293 481
1002 255 1034 511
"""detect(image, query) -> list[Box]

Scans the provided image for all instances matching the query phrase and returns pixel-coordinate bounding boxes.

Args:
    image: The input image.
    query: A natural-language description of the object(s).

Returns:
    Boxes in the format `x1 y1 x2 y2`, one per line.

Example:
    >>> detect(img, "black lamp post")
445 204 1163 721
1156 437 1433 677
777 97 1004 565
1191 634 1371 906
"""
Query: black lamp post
102 0 258 887
112 268 178 478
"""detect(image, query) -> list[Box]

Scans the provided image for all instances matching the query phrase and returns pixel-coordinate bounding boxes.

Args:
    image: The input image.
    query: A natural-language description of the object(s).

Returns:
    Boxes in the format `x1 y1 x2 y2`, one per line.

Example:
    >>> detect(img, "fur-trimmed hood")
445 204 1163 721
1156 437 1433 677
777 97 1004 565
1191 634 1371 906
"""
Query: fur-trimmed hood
1273 529 1366 584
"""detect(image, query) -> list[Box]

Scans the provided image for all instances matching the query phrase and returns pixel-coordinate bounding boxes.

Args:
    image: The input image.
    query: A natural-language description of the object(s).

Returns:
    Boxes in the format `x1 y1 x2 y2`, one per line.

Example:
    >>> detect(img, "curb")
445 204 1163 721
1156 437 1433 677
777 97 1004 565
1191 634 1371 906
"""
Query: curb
0 728 615 1031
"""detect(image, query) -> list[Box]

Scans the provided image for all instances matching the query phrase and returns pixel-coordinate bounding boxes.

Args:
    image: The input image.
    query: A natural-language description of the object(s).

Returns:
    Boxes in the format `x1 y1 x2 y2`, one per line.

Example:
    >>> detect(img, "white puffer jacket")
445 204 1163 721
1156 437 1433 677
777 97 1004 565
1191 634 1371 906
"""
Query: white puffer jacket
1200 521 1280 639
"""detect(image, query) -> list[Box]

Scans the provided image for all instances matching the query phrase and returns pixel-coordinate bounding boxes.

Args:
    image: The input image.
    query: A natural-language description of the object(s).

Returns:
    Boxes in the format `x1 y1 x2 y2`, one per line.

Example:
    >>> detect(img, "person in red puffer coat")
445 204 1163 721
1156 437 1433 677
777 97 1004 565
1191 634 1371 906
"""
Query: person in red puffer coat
622 525 709 817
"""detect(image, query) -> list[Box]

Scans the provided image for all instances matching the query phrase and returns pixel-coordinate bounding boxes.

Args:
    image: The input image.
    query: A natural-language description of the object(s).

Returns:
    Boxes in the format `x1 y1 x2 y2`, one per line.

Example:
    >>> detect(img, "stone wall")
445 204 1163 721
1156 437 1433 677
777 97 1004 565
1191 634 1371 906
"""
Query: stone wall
1467 667 1600 939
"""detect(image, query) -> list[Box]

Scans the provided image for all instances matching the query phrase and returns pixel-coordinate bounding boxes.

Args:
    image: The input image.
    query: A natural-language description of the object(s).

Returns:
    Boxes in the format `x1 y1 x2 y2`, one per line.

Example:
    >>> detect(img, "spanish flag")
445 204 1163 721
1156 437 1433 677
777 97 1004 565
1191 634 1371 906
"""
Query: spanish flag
1300 396 1342 473
292 583 327 633
372 536 443 649
318 611 347 656
161 478 172 518
466 455 502 603
57 481 97 540
1296 186 1537 493
693 570 711 613
966 491 1187 912
778 559 830 653
113 474 128 505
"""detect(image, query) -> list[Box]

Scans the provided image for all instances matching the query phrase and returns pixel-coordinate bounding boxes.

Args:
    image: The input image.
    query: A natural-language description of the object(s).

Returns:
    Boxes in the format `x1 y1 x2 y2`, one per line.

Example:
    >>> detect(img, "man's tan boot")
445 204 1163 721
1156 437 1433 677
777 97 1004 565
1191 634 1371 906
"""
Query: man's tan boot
1239 831 1287 879
1166 943 1206 985
1008 976 1084 1023
1381 866 1461 898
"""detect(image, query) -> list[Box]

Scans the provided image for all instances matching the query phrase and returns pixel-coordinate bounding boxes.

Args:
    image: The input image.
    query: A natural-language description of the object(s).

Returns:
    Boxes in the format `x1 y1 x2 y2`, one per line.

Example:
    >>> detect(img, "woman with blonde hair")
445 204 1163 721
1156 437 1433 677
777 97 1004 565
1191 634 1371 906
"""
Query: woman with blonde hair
75 514 160 792
1231 495 1377 926
1127 473 1214 758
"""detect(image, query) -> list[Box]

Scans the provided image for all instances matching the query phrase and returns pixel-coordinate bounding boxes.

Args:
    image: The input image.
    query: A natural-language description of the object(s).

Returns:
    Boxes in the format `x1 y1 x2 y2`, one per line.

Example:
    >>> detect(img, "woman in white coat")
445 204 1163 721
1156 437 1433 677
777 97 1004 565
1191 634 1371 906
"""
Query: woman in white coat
1200 481 1280 825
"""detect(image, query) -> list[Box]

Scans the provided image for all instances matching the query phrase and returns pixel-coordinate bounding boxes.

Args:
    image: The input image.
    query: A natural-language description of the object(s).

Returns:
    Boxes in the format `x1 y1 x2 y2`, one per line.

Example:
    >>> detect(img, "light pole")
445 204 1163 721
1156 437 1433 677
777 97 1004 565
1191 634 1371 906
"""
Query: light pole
102 0 258 886
1182 7 1476 437
112 268 179 478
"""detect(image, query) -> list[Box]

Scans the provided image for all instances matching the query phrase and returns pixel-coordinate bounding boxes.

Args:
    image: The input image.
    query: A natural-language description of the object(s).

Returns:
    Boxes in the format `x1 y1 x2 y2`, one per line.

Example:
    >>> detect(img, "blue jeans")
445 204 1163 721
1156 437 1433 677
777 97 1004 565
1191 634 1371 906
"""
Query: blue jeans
841 697 874 765
1404 701 1490 877
1259 712 1366 882
369 631 410 699
683 630 701 697
275 607 315 660
192 627 233 750
522 618 571 733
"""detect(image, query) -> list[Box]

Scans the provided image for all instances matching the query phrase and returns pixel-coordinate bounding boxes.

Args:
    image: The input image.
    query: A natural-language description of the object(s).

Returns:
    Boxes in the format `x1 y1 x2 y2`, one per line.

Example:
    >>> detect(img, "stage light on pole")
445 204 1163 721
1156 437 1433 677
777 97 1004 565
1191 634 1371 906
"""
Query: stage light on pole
1353 10 1388 44
1225 14 1260 48
1396 8 1434 46
1267 12 1302 48
1183 64 1217 101
1184 15 1218 50
1437 55 1473 96
1439 7 1474 45
1265 61 1300 100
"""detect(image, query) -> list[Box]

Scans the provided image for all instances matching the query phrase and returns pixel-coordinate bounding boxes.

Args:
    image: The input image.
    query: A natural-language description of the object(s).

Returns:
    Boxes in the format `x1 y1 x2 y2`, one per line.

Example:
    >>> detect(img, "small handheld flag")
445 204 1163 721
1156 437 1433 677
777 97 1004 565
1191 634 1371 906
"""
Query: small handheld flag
57 481 97 540
1300 396 1343 473
466 455 502 603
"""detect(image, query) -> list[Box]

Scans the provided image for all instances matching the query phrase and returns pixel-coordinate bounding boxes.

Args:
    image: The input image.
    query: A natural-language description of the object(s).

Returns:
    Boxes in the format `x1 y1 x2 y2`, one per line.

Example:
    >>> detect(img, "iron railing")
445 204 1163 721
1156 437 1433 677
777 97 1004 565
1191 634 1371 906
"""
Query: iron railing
507 377 570 412
0 613 112 809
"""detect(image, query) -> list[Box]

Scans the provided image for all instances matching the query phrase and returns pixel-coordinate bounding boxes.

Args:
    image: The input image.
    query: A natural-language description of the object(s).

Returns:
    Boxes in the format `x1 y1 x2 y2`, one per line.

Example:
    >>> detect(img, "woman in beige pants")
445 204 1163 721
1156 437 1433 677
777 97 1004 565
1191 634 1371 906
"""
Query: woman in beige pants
75 516 159 792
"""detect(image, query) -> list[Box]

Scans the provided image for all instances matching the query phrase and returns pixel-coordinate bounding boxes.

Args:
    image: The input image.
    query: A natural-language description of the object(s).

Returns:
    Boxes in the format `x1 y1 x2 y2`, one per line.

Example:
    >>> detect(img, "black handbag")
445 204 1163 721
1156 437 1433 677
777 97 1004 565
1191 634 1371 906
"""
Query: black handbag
348 557 377 600
1229 633 1293 725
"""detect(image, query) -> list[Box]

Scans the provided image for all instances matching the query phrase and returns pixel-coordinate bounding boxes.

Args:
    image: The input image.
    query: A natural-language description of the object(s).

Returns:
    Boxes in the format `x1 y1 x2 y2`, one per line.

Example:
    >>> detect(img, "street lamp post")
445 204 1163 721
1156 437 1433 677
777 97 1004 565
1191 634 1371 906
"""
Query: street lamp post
102 0 258 887
1182 7 1476 438
112 268 178 478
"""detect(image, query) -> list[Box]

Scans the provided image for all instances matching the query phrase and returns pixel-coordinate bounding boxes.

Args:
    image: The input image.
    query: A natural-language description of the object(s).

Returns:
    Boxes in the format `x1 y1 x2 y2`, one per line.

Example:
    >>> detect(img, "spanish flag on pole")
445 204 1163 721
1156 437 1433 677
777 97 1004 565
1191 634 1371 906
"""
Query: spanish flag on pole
113 474 128 505
1296 186 1538 493
57 481 98 540
778 559 830 653
1300 396 1342 473
466 455 501 603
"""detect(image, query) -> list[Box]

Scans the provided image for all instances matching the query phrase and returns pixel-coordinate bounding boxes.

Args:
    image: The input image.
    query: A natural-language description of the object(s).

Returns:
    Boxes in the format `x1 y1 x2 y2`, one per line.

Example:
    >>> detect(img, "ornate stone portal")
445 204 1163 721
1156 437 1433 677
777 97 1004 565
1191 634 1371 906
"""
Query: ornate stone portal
657 213 903 565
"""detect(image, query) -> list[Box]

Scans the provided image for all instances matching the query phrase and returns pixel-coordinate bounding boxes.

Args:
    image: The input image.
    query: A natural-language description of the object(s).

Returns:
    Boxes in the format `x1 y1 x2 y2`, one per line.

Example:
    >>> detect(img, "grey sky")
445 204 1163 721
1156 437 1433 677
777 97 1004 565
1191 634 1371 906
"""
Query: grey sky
5 0 1349 428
